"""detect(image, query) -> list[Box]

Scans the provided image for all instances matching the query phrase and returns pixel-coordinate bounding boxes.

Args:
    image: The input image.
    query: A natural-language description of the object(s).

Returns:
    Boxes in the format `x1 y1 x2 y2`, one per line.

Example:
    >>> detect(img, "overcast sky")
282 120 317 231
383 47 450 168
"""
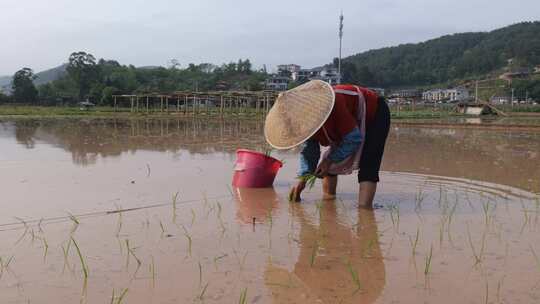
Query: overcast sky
1 0 539 75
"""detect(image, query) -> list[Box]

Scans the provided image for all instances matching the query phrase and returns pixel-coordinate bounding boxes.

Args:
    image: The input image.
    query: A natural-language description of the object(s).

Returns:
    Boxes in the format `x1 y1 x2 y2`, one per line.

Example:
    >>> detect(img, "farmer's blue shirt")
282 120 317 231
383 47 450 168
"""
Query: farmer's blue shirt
298 127 362 176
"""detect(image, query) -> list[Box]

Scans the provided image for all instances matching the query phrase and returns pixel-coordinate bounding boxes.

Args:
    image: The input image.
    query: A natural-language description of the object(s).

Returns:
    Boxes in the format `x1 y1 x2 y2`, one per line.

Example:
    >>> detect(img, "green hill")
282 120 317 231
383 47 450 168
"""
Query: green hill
0 64 67 93
340 21 540 88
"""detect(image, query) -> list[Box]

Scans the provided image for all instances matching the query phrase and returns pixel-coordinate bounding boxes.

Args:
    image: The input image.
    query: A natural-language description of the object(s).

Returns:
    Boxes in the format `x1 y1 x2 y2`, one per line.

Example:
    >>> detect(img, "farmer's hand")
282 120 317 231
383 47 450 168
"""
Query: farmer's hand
315 159 331 177
289 180 306 202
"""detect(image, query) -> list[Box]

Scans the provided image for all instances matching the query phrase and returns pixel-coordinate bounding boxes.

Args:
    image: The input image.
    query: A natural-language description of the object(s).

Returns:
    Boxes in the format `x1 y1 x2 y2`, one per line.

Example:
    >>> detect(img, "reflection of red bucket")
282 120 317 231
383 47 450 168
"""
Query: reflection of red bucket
232 149 283 188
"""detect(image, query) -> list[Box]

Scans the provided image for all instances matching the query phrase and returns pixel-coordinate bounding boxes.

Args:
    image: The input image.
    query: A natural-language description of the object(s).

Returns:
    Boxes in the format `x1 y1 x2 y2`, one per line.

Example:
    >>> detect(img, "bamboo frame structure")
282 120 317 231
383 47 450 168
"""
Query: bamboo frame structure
112 91 278 116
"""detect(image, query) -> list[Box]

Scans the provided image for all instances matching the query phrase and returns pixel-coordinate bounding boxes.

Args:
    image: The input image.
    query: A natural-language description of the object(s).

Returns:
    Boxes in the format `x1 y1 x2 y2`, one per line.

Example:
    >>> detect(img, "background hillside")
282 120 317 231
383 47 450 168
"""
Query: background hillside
0 64 67 93
340 21 540 88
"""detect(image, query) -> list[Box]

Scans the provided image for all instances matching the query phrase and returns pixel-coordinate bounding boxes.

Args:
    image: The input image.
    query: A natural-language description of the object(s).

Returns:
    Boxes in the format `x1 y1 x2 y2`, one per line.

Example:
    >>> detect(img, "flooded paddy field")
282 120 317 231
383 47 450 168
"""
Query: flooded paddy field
0 117 539 303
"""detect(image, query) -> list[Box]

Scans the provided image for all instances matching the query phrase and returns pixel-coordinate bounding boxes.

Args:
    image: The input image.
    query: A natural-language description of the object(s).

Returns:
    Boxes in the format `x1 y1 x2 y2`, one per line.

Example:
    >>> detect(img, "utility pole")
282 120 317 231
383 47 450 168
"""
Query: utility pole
475 80 478 103
511 88 514 107
338 11 344 84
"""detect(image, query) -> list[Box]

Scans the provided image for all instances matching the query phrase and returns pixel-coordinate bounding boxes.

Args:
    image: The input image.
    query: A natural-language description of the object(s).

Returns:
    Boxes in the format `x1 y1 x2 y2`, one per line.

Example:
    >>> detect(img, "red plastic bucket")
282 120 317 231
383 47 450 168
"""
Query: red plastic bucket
232 149 283 188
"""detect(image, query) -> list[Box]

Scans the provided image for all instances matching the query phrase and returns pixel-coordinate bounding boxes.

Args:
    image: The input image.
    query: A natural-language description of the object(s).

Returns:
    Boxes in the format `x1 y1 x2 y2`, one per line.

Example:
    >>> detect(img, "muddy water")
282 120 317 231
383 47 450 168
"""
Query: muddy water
0 117 539 303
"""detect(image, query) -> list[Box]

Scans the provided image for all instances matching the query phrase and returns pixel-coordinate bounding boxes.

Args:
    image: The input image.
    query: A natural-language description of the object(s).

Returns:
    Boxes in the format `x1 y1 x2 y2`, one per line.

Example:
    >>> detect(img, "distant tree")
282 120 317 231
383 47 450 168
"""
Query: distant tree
67 51 98 100
237 59 252 74
100 86 118 105
356 65 374 86
12 68 38 103
341 62 358 84
0 91 11 103
38 83 57 104
168 59 180 69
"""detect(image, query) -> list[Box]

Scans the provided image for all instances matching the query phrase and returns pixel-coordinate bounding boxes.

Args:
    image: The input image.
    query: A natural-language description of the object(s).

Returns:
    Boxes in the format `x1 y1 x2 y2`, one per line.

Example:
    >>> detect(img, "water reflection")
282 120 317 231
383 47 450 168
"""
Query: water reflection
233 187 280 224
0 117 539 192
0 117 267 166
265 202 385 303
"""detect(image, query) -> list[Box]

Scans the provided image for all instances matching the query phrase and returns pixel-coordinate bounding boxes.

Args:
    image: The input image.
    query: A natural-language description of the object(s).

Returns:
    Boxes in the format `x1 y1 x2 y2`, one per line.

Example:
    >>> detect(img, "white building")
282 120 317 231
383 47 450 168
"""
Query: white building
277 64 301 75
423 87 469 102
265 76 289 91
292 66 340 84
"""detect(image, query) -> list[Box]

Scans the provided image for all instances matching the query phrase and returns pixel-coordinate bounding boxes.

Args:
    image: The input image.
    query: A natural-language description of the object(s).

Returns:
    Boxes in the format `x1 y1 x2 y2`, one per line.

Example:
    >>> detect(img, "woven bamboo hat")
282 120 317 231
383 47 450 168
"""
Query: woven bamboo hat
264 80 335 150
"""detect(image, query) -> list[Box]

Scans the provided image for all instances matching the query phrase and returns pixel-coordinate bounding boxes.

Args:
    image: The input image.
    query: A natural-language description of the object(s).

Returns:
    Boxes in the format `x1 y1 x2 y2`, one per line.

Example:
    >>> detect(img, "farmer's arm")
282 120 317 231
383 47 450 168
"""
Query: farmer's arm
298 138 320 176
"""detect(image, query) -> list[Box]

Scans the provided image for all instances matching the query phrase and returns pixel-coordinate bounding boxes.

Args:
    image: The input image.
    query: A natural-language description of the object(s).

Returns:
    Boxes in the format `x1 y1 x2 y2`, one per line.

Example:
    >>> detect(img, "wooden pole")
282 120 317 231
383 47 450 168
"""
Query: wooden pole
113 96 117 111
177 96 180 112
146 96 149 113
130 97 134 113
166 97 169 113
184 95 188 115
160 96 163 112
220 95 224 116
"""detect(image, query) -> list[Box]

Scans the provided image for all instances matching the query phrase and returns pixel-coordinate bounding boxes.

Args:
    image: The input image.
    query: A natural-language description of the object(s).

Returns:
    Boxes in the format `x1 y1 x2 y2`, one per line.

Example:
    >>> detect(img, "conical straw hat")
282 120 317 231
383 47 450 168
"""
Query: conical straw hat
264 80 335 150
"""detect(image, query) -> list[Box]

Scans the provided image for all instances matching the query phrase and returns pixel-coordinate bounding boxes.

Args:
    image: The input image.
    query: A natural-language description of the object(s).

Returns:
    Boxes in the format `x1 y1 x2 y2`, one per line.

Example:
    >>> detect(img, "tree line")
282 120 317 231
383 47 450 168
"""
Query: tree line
337 21 540 99
2 52 267 105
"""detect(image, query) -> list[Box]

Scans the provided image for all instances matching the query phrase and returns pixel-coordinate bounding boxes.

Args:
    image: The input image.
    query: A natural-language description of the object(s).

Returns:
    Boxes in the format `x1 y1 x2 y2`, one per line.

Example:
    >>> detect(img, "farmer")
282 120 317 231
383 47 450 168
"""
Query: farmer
264 80 390 208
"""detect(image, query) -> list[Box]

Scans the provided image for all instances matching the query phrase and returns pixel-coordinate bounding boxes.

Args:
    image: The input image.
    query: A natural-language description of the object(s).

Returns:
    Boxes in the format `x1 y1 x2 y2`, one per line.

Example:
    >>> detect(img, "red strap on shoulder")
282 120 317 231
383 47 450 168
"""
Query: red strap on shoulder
333 84 379 127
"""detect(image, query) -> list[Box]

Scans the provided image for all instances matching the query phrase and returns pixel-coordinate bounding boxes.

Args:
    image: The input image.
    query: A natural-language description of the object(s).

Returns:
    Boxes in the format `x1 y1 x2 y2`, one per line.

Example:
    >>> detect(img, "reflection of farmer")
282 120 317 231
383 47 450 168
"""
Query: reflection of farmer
264 80 390 207
264 202 385 303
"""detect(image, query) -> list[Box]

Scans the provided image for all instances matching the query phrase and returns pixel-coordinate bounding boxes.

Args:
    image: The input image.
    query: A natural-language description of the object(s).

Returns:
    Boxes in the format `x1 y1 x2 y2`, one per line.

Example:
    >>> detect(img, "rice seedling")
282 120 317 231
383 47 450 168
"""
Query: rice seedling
233 249 248 270
115 205 123 236
116 288 129 304
71 237 89 278
125 239 141 268
238 288 248 304
149 256 156 288
191 208 196 226
38 218 44 233
266 206 273 229
300 174 318 190
415 187 426 212
41 237 49 262
466 223 486 266
213 254 227 270
388 203 400 231
439 219 446 247
159 220 166 237
409 227 420 257
484 279 489 304
346 260 362 294
497 276 505 303
198 261 203 286
61 239 73 273
198 283 209 301
424 245 433 276
362 238 376 258
0 255 14 278
481 201 492 227
14 217 29 245
172 191 179 223
181 225 193 257
68 212 80 233
110 289 115 304
263 147 273 157
310 241 319 267
30 228 36 243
